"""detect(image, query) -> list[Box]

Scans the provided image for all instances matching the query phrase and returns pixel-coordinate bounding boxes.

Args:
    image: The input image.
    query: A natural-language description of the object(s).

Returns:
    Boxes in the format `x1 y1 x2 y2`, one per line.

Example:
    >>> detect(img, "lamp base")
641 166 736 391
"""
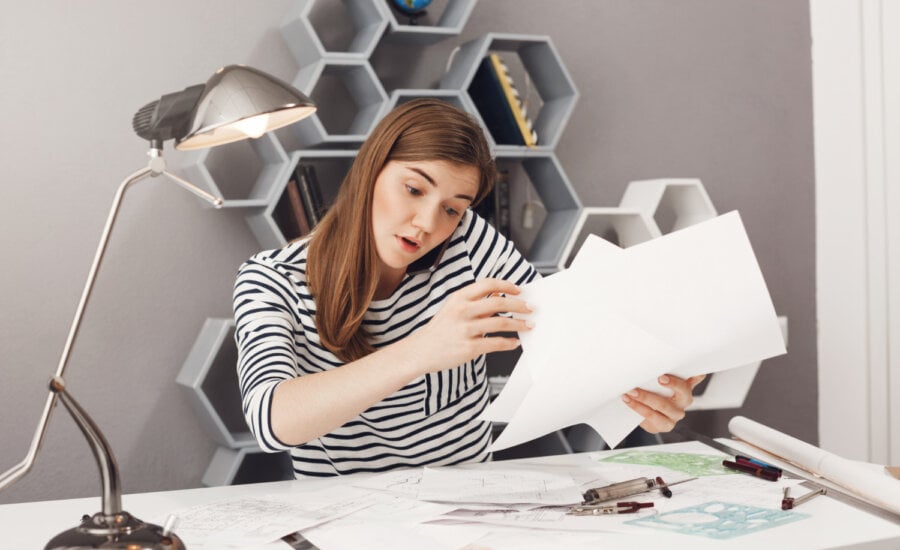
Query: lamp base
45 510 185 549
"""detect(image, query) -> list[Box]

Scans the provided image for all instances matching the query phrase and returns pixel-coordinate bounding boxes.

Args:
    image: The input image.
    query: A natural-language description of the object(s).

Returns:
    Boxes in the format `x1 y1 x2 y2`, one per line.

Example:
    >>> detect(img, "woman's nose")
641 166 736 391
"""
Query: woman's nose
411 206 439 233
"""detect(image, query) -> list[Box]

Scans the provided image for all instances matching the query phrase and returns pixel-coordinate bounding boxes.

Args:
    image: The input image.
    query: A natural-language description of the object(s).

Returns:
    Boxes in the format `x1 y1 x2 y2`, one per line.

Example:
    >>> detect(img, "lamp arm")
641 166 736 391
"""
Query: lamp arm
49 376 122 516
0 149 222 495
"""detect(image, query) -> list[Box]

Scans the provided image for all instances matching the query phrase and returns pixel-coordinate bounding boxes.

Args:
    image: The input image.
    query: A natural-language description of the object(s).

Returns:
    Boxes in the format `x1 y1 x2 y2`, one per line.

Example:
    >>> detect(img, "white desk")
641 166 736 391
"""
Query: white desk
2 441 899 549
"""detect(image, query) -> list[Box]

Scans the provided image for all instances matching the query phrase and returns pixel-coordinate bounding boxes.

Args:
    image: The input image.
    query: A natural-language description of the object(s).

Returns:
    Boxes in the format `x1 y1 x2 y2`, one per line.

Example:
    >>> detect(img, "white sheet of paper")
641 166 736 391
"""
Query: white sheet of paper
483 212 786 450
302 521 459 550
167 486 370 547
416 466 582 505
299 493 459 550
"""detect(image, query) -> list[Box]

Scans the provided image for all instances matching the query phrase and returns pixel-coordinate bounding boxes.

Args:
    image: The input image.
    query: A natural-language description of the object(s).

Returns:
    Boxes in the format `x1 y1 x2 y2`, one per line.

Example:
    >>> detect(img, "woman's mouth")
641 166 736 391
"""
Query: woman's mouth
397 236 421 253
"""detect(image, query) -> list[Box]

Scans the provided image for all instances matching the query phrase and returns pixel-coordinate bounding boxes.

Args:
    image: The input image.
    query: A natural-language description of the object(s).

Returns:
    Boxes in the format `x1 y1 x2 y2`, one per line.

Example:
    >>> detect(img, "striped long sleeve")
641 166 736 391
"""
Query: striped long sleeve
232 210 538 476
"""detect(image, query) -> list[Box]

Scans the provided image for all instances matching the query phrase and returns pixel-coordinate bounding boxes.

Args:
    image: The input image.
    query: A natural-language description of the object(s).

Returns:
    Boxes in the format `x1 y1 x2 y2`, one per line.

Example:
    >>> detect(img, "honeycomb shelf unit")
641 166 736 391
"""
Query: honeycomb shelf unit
556 207 660 270
175 133 292 208
440 32 579 152
247 148 358 250
387 87 474 112
279 0 391 149
558 178 719 272
382 0 478 44
618 178 718 234
203 446 293 487
494 151 581 274
177 318 256 449
687 316 789 411
286 58 389 148
280 0 388 66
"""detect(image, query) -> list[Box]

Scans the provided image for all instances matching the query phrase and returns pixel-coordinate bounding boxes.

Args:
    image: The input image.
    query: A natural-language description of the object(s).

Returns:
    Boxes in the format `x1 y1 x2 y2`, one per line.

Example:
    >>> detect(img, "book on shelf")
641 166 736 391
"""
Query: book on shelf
473 188 496 228
468 53 538 147
494 169 511 237
303 163 327 222
473 169 511 238
295 163 326 228
272 174 311 241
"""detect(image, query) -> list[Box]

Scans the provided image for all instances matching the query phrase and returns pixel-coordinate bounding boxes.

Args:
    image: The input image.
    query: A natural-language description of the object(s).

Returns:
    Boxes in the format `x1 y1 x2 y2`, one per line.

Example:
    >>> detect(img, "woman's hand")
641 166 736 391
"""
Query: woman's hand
410 278 533 374
621 374 707 433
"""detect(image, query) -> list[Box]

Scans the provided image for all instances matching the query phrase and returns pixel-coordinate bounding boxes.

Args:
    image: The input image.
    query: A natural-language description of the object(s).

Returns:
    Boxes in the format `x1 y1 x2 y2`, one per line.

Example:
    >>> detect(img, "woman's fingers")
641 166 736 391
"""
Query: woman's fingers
467 315 533 338
687 374 707 389
624 388 685 423
621 374 699 433
468 295 533 319
658 374 695 410
457 278 522 301
621 395 676 434
474 335 522 355
416 279 533 372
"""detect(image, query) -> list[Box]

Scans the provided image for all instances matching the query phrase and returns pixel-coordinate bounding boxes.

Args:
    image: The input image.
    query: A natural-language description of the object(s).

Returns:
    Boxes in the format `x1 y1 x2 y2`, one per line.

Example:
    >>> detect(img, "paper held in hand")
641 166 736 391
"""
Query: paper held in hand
482 211 786 450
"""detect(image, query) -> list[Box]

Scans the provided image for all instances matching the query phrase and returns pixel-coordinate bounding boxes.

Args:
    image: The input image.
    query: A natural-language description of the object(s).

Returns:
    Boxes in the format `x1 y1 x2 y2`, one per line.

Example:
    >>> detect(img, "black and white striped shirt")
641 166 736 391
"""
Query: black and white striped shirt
233 210 538 477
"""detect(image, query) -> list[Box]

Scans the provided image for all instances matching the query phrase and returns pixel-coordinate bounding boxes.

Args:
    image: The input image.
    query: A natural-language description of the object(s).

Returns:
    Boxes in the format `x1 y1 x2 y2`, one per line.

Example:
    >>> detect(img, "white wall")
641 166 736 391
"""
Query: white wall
813 0 900 464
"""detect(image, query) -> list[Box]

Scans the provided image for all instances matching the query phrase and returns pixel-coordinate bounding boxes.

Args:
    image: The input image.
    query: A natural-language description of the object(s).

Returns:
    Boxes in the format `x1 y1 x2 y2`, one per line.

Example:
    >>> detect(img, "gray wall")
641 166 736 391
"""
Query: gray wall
0 0 814 504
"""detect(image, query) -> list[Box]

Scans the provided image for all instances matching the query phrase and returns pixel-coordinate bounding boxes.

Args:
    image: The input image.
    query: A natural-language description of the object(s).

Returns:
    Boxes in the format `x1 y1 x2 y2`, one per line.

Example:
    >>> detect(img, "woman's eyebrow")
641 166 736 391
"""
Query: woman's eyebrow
407 166 475 202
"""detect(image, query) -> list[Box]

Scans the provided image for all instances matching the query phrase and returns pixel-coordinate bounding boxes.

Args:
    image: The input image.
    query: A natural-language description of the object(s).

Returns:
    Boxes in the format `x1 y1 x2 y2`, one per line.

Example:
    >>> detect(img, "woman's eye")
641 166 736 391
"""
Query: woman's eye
405 184 422 196
444 206 461 217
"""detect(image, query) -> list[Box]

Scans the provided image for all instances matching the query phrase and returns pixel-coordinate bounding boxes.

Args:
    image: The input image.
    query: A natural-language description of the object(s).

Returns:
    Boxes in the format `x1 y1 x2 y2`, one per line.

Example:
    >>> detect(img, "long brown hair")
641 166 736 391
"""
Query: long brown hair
307 98 495 362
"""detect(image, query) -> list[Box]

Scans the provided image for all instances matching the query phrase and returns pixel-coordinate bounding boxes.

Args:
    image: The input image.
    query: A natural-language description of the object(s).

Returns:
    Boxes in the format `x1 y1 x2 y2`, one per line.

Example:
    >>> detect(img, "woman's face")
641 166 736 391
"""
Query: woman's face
371 159 479 277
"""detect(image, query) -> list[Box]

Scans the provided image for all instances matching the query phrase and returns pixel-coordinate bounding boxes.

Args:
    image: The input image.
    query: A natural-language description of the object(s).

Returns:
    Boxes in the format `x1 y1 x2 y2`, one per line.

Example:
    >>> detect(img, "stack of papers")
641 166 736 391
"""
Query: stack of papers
482 211 786 449
162 443 878 550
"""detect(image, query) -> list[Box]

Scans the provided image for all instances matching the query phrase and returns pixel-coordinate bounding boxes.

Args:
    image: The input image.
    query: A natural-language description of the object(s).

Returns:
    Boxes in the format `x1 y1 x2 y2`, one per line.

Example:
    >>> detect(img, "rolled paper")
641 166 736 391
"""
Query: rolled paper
728 416 900 516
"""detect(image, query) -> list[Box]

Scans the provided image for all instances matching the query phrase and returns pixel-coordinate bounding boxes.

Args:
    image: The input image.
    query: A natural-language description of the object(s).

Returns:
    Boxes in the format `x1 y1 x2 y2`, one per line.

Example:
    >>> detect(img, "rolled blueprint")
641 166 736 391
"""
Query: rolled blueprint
728 416 900 515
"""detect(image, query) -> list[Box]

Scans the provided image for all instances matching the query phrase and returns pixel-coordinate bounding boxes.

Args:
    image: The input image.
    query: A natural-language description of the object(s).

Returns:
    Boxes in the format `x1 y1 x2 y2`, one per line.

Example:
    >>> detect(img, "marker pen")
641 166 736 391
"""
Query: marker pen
722 459 780 481
735 455 783 477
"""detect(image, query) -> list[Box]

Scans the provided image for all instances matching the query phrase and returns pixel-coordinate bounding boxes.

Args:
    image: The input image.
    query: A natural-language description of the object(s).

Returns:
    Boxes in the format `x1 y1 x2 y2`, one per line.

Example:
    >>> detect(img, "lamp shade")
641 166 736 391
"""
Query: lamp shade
175 65 316 151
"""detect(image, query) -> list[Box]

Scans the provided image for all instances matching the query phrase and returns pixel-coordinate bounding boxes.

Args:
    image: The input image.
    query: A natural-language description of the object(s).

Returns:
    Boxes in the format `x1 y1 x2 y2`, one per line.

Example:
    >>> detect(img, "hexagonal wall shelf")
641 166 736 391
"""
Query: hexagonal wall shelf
382 0 478 44
175 133 292 208
288 59 388 147
203 446 294 486
387 88 475 113
280 0 388 66
618 178 718 234
440 32 579 152
494 151 581 274
177 318 256 449
246 149 358 249
556 207 661 271
687 316 788 410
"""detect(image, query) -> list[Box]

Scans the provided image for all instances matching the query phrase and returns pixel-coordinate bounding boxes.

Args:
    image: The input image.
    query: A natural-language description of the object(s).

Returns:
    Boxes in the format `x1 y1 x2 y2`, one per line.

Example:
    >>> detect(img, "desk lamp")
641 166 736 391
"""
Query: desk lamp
0 65 315 550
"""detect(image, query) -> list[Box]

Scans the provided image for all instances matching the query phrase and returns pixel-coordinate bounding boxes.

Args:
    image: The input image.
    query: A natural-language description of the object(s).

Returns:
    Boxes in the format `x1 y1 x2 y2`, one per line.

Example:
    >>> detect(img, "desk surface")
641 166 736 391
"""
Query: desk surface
2 440 899 549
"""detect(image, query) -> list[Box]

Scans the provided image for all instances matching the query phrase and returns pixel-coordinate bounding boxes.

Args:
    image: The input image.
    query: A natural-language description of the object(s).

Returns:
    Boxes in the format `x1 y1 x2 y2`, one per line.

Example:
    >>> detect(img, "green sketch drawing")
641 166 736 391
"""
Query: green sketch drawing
626 501 808 539
599 449 735 477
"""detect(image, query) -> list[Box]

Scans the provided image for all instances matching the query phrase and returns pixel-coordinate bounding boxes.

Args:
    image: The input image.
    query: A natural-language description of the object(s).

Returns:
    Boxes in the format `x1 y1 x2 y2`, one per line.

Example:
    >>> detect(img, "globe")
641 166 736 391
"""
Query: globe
390 0 433 17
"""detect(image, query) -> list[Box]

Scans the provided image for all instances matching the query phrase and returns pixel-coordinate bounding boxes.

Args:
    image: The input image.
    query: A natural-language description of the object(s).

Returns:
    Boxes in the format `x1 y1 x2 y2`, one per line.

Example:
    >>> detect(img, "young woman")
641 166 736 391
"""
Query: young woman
233 99 702 477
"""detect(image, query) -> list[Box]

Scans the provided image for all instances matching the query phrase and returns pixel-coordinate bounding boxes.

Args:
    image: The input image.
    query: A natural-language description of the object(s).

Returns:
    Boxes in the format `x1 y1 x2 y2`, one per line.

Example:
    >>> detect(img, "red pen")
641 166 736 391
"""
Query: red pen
722 459 780 481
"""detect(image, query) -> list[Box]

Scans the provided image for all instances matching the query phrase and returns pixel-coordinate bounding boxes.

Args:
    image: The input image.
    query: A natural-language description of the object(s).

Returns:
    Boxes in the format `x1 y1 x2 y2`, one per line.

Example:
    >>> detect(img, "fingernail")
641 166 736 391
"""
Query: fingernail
659 375 670 384
526 302 535 312
621 394 631 404
628 390 639 397
524 320 535 328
